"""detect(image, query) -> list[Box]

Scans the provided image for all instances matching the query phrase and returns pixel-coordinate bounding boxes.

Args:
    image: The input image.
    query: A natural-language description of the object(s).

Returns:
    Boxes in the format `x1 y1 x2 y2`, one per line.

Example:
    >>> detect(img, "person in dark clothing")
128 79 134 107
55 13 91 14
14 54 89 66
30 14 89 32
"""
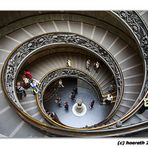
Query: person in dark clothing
16 82 26 100
86 59 91 71
46 109 50 115
69 91 75 101
64 102 69 111
138 104 146 114
46 111 55 119
94 61 100 73
49 112 55 118
55 97 62 107
89 100 95 109
116 121 122 128
108 84 114 93
138 99 148 114
73 87 78 95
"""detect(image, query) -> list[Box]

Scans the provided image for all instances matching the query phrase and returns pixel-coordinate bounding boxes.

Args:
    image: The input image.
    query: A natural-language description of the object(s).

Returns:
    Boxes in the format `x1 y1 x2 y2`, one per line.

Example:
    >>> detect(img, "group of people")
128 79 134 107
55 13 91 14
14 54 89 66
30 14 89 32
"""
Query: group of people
55 97 95 111
54 84 78 111
16 69 40 100
66 58 100 73
54 78 96 111
46 110 60 122
86 59 100 72
52 79 68 110
46 111 55 118
54 97 69 111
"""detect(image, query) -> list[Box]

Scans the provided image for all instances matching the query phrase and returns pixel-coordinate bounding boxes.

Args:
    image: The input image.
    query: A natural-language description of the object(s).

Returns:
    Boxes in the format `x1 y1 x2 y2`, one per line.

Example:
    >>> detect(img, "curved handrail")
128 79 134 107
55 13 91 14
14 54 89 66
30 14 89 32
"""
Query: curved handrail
1 11 147 136
112 11 147 120
38 69 148 131
1 32 124 128
36 67 108 129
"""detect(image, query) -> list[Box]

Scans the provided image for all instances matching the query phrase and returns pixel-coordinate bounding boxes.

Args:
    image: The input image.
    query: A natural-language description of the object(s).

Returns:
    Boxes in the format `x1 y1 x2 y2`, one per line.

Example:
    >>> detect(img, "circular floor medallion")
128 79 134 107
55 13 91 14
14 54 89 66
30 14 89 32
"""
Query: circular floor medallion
72 102 87 117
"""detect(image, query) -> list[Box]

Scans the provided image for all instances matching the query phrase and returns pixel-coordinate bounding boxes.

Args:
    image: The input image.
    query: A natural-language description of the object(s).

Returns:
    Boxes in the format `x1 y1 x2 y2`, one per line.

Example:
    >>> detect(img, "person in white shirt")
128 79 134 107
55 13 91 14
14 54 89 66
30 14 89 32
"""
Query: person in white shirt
58 79 64 87
21 75 30 89
105 94 113 104
66 59 72 67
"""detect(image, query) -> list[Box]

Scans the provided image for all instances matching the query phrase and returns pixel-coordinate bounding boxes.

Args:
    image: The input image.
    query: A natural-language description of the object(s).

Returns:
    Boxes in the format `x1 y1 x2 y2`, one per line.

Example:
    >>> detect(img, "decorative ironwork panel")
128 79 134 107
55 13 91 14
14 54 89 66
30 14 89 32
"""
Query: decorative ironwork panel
38 68 103 100
3 33 123 112
115 11 148 95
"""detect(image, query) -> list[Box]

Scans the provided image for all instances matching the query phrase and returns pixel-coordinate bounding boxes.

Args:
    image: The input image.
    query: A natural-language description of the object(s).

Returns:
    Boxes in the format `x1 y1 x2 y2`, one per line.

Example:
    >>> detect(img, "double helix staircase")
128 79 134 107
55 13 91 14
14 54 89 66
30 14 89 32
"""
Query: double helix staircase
0 11 148 137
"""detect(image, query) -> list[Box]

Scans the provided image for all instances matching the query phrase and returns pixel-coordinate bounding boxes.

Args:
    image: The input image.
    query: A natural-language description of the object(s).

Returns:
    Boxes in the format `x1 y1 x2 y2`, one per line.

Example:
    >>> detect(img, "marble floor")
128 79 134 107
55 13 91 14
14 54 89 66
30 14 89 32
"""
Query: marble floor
43 78 113 128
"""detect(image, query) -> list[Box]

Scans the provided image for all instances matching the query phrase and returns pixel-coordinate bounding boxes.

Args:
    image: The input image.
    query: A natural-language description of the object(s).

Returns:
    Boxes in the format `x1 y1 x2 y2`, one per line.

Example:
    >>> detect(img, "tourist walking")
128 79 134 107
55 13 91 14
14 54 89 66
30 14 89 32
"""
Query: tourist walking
23 69 32 80
64 102 69 110
89 100 95 109
58 79 64 88
16 82 26 100
69 91 76 101
108 84 114 93
67 59 72 67
21 75 30 89
73 87 78 95
105 94 113 104
86 59 91 71
55 97 62 107
30 78 41 94
94 61 100 72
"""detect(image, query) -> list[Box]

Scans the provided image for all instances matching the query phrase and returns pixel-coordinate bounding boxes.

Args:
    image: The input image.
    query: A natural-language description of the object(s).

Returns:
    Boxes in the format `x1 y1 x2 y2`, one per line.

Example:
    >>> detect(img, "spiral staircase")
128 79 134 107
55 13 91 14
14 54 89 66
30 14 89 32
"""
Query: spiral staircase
0 11 148 137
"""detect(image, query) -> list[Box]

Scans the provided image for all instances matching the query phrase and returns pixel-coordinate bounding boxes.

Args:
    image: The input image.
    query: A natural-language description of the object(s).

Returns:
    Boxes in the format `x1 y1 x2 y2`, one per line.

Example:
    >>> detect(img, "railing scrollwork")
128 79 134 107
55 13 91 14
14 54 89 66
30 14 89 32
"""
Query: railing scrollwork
114 11 148 118
37 68 104 128
1 11 148 136
2 33 124 118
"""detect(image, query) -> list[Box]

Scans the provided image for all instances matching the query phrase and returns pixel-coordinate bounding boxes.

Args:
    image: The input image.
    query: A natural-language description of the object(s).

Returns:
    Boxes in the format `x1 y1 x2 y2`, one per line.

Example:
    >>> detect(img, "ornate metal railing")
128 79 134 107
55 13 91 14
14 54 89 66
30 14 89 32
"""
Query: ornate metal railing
1 11 147 136
36 68 105 128
113 11 148 122
1 32 124 125
40 68 102 100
